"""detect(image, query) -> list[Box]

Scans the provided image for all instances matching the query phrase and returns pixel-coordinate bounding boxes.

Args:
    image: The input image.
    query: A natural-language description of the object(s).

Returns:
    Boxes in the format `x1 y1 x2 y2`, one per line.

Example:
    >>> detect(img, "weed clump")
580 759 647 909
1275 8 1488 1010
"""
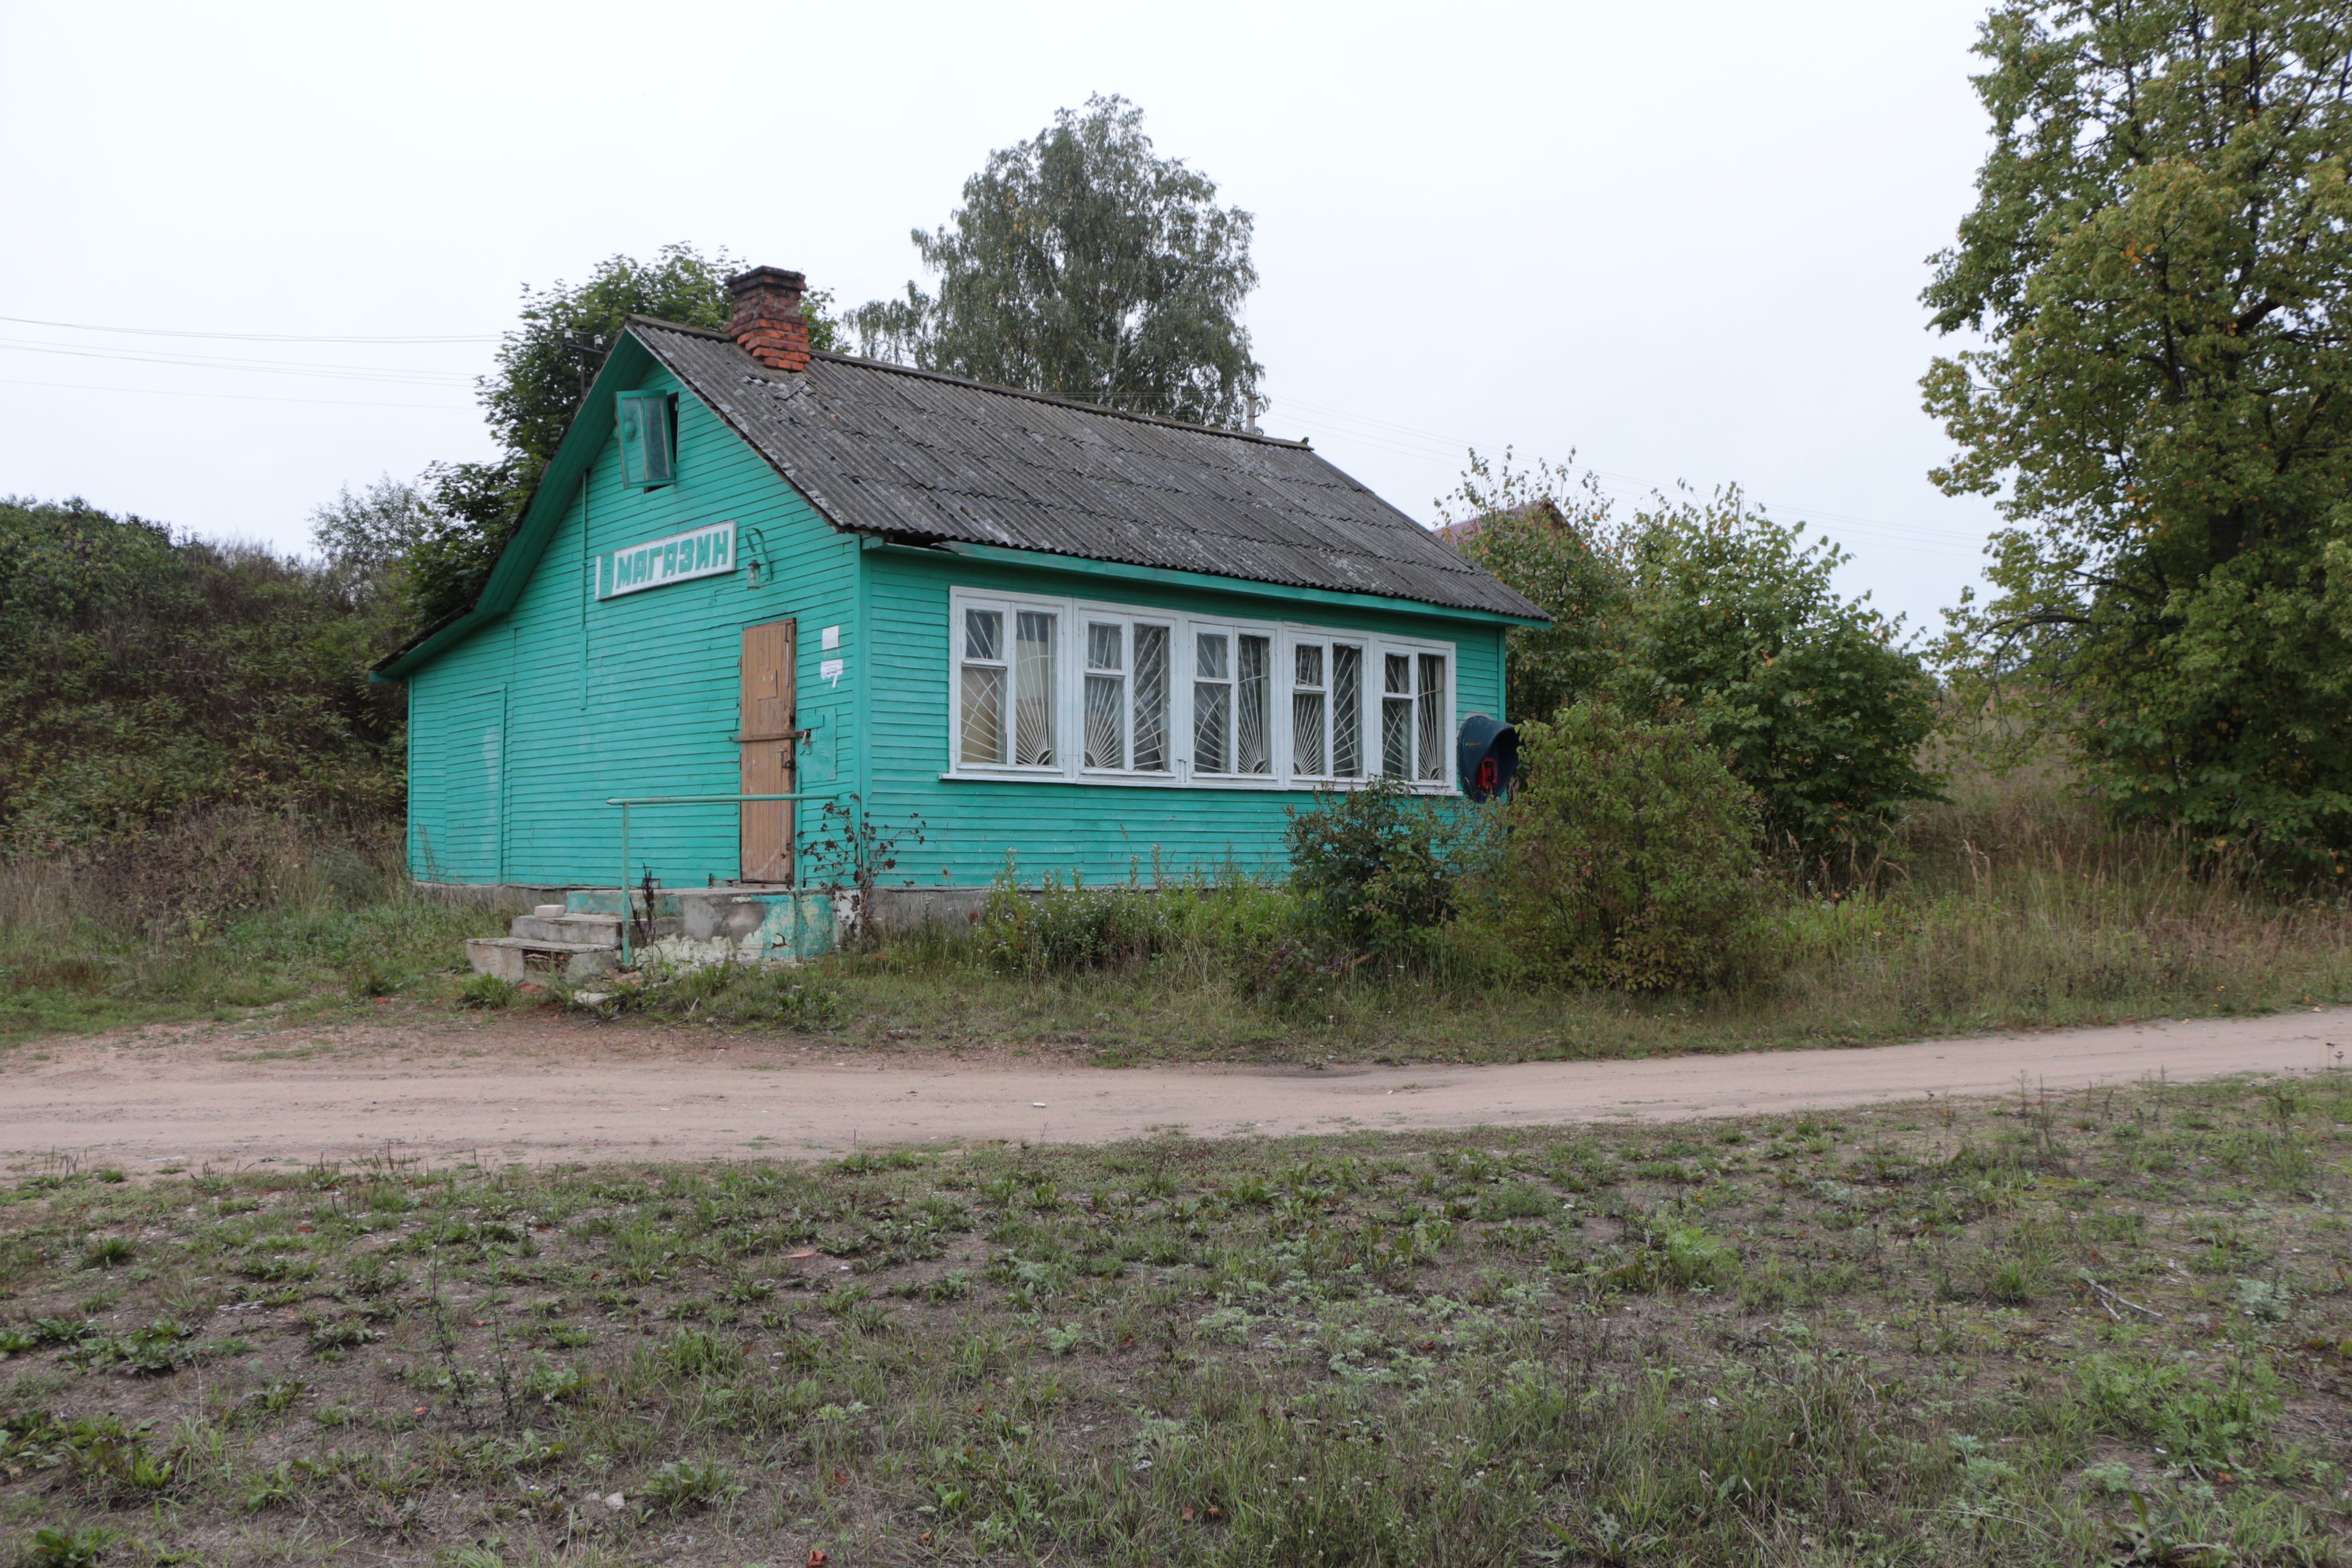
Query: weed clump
975 866 1289 979
592 958 840 1028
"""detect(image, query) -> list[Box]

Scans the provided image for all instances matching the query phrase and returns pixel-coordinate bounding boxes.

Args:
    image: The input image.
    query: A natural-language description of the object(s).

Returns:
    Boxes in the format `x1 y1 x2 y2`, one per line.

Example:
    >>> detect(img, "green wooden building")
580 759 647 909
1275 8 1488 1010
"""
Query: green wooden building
374 266 1546 919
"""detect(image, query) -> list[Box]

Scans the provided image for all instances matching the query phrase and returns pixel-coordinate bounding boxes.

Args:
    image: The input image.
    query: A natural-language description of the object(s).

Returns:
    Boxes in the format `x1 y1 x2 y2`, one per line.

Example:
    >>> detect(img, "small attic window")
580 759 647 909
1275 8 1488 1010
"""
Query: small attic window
616 391 676 487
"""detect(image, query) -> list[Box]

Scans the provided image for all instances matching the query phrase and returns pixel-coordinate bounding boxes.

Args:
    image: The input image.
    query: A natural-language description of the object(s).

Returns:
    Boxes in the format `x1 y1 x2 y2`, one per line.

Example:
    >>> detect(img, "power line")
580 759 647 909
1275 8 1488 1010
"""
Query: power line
1275 395 1989 559
0 312 494 344
0 376 465 410
0 339 473 387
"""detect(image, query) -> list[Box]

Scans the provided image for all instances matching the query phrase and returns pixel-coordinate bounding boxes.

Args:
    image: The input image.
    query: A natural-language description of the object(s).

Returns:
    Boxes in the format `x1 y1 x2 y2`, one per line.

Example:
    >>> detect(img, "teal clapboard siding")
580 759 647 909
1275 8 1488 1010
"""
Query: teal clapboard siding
860 548 1506 887
404 359 856 887
410 683 503 882
395 338 1514 892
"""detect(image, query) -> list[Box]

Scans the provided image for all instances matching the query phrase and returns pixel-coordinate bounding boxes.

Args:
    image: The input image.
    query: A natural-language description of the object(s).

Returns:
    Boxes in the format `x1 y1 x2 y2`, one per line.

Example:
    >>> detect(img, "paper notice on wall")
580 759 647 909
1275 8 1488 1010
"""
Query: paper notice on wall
821 657 845 687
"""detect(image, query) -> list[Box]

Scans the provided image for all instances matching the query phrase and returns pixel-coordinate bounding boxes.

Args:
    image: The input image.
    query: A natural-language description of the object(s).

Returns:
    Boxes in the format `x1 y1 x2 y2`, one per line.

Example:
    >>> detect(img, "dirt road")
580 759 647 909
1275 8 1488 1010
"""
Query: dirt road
5 1007 2346 1172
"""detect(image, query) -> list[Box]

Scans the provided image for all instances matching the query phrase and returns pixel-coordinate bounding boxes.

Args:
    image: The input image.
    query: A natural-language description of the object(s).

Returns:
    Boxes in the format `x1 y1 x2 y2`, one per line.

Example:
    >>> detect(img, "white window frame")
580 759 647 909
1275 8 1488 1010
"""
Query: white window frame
1186 617 1280 783
943 586 1458 794
1287 634 1373 784
952 594 1064 775
1074 609 1177 778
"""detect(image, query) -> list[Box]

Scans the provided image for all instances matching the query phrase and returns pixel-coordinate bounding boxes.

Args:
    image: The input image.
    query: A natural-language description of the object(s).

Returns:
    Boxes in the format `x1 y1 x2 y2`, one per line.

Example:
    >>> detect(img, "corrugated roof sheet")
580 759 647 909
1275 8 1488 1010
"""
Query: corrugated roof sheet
628 318 1546 621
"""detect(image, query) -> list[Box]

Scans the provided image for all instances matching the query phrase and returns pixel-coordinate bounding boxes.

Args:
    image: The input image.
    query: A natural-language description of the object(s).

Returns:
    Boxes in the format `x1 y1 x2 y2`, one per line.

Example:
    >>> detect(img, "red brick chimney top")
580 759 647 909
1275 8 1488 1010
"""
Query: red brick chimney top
727 265 811 373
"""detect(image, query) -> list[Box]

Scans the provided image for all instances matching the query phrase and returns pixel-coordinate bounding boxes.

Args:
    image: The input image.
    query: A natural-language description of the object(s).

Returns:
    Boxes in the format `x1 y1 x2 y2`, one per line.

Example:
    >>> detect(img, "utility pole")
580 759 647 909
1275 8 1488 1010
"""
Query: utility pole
567 331 608 401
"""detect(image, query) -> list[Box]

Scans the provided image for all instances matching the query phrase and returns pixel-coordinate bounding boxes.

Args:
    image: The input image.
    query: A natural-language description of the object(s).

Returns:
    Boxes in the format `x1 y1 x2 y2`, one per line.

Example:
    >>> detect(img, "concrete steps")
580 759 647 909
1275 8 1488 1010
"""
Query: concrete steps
467 904 642 981
463 937 617 981
462 888 840 977
509 913 623 944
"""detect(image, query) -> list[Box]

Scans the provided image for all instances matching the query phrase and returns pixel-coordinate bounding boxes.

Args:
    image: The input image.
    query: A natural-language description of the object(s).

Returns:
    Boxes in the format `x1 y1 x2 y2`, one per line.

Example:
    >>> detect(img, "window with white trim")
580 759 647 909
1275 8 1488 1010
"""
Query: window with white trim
1377 649 1451 782
1290 637 1367 780
947 588 1456 791
1078 615 1173 773
957 606 1006 766
958 604 1061 768
1190 625 1273 778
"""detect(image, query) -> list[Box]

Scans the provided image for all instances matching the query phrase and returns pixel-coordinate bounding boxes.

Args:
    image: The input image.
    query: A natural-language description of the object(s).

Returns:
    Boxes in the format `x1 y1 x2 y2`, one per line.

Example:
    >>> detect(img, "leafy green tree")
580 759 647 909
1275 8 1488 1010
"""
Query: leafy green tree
385 244 845 637
851 95 1263 427
1923 0 2352 878
1619 489 1943 871
397 456 533 632
1446 455 1941 870
1440 448 1631 722
308 474 435 604
480 242 842 472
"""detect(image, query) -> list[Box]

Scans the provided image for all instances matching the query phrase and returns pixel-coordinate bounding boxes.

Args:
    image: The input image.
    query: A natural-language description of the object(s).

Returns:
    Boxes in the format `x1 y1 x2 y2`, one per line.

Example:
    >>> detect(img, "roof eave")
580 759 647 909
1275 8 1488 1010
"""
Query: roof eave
900 540 1551 626
371 333 657 683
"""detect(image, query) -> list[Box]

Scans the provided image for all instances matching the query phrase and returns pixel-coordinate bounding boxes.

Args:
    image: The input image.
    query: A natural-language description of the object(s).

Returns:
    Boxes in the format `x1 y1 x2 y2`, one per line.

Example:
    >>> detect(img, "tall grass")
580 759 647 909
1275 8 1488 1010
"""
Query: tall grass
832 760 2351 1060
0 804 497 1047
2 760 2346 1061
1763 762 2351 1031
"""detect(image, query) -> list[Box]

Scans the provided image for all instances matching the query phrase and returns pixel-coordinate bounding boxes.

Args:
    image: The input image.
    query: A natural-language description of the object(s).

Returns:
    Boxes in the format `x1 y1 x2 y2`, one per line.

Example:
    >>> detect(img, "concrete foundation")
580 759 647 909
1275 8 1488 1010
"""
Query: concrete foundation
434 881 998 962
562 885 836 964
863 885 990 933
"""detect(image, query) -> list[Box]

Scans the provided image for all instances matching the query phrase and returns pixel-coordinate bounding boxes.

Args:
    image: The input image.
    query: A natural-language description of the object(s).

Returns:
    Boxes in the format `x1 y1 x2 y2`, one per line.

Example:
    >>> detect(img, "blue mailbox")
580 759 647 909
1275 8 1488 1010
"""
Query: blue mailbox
1456 713 1519 802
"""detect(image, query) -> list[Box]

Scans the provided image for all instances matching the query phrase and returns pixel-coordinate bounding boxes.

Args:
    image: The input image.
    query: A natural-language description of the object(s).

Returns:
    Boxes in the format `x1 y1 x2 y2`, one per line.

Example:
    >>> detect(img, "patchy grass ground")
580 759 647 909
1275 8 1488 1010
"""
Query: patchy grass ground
3 1073 2349 1566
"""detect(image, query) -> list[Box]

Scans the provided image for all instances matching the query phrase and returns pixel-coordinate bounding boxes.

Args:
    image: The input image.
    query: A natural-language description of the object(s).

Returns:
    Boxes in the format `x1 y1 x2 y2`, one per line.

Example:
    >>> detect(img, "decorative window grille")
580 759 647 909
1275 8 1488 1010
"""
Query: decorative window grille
958 608 1006 765
1332 644 1364 777
1193 631 1230 774
1013 611 1057 766
1235 634 1271 774
947 589 1454 792
1078 619 1171 774
1416 653 1449 781
1132 624 1171 772
1291 642 1326 779
1292 640 1367 779
1083 621 1126 770
1382 653 1414 779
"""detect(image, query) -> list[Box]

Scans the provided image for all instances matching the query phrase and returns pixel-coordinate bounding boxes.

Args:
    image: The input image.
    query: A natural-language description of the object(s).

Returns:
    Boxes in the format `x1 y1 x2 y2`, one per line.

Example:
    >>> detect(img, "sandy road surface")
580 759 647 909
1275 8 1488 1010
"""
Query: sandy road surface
4 1008 2347 1171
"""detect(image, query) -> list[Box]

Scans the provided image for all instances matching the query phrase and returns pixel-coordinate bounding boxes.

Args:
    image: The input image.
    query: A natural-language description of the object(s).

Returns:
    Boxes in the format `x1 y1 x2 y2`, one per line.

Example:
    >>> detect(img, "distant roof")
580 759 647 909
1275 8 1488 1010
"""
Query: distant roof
629 318 1546 621
1435 500 1569 549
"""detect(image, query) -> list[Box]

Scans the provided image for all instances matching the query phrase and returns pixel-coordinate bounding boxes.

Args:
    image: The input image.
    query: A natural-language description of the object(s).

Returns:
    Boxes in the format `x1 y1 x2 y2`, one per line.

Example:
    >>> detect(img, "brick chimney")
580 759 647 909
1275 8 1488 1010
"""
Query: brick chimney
726 265 812 372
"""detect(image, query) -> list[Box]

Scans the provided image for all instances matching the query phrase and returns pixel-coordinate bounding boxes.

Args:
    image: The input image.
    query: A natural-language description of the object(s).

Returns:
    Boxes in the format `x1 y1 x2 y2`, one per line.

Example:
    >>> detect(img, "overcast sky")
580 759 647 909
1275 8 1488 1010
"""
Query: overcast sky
3 0 2003 636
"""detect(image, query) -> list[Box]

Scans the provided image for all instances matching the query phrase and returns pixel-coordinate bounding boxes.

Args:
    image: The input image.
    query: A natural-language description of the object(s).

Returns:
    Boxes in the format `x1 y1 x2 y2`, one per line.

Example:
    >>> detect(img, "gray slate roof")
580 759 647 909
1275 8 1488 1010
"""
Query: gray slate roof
629 318 1546 621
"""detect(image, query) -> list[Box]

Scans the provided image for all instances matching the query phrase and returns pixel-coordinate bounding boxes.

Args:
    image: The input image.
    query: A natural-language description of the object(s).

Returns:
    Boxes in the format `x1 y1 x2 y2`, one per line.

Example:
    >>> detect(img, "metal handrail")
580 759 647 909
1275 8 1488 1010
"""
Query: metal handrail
604 790 857 966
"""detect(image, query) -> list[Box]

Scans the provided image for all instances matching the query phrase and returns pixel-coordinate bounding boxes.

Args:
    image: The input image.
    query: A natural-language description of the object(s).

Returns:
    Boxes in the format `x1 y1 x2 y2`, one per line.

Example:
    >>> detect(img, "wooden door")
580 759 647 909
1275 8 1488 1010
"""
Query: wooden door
739 620 797 883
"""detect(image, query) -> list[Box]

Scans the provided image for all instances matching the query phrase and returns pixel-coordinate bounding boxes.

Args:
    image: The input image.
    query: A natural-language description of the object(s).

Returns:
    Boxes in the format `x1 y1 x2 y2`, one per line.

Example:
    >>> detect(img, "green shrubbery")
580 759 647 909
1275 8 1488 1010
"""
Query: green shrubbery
975 867 1292 979
1284 777 1494 952
0 497 405 845
963 722 1769 999
1492 702 1765 991
1446 457 1942 872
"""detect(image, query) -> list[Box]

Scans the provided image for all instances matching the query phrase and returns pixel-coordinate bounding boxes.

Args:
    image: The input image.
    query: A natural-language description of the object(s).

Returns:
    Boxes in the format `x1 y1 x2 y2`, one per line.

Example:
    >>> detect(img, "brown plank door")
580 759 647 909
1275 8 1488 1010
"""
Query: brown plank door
739 619 797 883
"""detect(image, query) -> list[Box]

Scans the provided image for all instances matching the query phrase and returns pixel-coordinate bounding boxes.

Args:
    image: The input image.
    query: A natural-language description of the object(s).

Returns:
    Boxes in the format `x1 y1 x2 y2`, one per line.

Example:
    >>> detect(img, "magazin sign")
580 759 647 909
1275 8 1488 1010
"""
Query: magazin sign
598 521 735 600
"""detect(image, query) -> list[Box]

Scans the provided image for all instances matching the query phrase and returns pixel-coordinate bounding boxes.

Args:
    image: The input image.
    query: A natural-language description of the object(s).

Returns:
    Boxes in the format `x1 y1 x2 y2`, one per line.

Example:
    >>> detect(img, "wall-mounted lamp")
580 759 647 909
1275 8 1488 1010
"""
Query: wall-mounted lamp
740 524 771 589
